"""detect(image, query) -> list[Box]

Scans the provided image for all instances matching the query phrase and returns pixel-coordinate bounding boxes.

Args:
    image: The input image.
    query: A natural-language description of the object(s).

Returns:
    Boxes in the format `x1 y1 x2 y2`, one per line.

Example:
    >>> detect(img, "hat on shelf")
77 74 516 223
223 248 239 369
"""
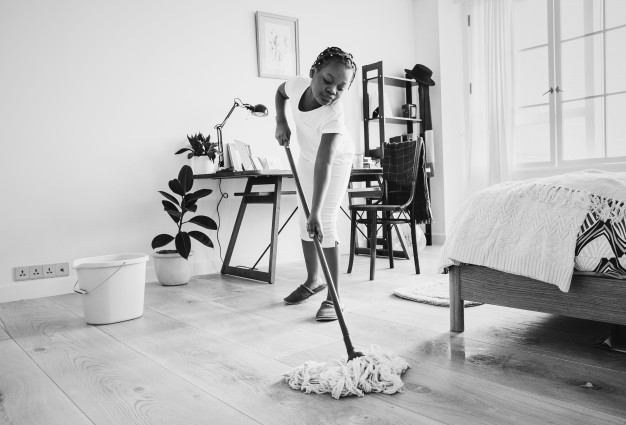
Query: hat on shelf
404 64 435 86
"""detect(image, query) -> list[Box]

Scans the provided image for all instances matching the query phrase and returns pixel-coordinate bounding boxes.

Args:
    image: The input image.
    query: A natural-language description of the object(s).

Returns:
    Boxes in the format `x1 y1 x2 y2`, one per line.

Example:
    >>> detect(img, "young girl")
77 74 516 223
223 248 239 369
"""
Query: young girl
274 46 357 321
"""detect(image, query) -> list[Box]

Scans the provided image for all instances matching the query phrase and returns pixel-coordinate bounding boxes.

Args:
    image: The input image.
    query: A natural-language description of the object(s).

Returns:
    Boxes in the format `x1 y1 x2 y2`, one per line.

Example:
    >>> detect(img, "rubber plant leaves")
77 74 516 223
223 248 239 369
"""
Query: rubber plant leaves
151 165 217 259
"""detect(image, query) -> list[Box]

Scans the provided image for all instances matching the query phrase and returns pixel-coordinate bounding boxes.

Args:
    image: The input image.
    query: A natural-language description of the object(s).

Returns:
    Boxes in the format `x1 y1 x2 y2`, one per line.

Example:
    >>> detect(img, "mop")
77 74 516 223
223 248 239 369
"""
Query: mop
282 145 409 399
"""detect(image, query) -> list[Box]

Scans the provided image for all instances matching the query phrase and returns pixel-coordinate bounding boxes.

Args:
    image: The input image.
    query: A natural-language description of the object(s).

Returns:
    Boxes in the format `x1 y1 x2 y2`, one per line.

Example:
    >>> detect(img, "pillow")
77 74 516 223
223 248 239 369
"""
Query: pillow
574 211 626 279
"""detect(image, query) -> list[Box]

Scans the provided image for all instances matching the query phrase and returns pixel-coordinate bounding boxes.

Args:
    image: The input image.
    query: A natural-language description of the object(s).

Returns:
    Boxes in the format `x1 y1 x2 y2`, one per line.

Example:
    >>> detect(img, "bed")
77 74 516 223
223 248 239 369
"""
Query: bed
439 170 626 348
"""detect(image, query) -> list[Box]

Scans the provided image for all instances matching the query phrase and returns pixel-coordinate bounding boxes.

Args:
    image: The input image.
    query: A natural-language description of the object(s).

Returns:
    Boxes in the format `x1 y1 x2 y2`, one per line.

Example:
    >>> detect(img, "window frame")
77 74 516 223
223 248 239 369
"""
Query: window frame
510 0 626 175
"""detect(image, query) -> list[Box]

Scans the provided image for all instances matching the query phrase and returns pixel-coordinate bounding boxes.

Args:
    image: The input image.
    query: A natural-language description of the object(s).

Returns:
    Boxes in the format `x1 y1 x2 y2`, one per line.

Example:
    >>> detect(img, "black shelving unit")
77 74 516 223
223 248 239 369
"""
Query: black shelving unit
361 60 432 245
362 61 421 156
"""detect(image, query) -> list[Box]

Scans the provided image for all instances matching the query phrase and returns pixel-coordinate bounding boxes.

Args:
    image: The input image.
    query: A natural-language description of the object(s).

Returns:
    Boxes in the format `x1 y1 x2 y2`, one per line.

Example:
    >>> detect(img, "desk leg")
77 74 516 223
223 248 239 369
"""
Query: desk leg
267 178 283 284
221 179 253 275
221 176 291 284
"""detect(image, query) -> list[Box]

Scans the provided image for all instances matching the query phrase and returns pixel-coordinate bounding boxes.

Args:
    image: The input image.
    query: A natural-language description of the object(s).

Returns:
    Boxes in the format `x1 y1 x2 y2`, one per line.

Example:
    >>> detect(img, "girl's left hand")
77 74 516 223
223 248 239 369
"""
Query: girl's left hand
307 214 323 243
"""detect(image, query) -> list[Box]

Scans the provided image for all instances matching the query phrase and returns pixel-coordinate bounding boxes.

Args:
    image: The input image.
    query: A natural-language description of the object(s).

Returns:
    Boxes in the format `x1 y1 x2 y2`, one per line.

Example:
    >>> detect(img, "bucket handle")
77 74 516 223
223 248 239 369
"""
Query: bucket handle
74 262 127 295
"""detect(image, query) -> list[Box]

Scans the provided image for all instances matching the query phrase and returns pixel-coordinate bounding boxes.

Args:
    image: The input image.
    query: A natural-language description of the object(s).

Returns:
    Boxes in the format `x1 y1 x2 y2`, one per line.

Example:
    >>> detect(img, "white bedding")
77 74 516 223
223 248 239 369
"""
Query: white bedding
438 170 626 292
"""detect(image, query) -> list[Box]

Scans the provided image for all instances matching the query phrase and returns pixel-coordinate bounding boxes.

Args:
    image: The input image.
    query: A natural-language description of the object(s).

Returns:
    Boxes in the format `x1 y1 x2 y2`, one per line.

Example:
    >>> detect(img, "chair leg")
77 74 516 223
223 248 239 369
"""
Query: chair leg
410 221 420 274
347 210 356 273
369 212 376 280
386 213 394 269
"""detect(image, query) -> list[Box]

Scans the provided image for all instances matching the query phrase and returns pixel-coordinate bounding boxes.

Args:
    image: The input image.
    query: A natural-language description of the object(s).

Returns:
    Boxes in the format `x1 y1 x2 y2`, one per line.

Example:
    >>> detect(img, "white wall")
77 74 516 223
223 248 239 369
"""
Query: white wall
0 0 430 301
411 0 469 244
435 0 470 237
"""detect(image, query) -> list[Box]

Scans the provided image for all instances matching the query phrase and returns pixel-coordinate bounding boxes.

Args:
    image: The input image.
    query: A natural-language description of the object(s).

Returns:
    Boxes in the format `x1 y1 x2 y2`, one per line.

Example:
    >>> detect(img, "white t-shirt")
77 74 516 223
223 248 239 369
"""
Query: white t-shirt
285 76 354 165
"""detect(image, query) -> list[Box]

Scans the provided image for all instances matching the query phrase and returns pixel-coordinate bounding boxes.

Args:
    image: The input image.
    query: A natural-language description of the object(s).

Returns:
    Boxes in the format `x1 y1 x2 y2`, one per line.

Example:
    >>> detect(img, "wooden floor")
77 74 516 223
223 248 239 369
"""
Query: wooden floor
1 246 626 425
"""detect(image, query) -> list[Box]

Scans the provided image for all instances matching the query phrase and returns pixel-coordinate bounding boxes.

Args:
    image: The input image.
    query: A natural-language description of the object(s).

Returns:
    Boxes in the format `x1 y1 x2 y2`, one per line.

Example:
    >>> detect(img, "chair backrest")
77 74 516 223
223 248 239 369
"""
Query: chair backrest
380 139 423 208
381 139 419 186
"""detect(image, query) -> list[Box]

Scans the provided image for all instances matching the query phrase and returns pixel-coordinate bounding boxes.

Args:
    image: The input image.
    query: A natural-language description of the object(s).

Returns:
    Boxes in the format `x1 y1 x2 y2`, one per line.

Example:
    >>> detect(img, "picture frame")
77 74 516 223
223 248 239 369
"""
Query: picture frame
255 12 300 79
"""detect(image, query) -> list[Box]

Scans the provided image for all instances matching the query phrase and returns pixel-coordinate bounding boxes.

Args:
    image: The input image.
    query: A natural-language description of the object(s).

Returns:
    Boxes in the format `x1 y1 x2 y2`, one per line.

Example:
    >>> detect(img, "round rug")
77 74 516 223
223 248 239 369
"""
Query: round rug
393 274 482 307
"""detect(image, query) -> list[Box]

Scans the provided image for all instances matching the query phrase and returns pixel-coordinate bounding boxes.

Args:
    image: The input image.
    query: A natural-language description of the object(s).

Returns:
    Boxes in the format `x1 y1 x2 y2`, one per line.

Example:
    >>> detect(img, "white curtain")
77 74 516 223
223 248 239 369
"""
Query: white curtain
466 0 514 196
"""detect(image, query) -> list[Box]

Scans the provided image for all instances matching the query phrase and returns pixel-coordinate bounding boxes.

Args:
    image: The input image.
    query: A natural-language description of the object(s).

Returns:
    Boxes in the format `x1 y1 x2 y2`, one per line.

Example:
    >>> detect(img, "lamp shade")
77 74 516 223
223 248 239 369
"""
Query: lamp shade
247 104 268 117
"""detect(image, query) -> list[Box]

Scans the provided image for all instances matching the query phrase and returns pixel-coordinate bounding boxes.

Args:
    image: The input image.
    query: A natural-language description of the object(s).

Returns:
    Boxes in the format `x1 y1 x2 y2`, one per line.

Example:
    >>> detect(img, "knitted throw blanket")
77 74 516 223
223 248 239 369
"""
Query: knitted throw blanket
438 170 626 292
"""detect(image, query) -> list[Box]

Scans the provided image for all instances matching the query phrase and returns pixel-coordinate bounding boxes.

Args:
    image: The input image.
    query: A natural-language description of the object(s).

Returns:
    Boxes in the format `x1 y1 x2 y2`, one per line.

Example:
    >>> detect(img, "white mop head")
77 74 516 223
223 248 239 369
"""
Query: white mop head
283 345 410 399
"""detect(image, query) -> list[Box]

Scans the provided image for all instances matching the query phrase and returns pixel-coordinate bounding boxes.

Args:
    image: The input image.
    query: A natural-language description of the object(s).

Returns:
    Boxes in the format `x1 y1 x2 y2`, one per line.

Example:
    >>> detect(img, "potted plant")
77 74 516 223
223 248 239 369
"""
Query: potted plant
151 164 217 285
175 132 220 174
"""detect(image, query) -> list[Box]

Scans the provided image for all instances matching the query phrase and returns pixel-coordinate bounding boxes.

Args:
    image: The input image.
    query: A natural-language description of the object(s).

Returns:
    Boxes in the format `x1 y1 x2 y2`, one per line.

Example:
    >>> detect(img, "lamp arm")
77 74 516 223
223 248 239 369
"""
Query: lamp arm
215 100 241 131
214 99 243 169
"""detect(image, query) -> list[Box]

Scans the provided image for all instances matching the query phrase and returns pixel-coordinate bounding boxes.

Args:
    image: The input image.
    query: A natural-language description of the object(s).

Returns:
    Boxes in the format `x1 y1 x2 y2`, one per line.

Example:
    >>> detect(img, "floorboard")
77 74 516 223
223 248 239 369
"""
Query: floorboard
0 339 92 425
62 298 438 424
0 246 625 425
0 325 9 341
0 299 260 425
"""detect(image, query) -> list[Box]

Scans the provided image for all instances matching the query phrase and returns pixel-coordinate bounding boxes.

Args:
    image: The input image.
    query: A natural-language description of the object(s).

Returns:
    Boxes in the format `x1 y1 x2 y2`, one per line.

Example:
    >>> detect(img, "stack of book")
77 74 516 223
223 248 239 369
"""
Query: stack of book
225 140 284 171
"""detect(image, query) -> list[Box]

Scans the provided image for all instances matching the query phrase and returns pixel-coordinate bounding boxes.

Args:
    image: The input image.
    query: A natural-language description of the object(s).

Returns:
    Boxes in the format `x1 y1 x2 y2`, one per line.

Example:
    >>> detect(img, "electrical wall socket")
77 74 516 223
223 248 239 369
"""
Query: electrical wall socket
29 265 43 279
13 262 70 281
14 266 29 281
55 262 69 277
43 264 56 278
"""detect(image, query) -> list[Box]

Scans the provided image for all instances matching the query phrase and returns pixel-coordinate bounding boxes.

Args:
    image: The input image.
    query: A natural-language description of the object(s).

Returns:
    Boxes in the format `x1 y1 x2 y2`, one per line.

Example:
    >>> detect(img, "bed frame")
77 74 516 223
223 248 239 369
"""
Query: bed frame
449 265 626 334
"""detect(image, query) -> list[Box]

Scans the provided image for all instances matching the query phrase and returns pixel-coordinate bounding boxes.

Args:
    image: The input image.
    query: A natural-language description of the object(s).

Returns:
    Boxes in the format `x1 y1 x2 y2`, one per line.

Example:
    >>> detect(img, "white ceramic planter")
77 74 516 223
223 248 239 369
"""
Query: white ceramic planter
190 156 216 175
152 251 193 286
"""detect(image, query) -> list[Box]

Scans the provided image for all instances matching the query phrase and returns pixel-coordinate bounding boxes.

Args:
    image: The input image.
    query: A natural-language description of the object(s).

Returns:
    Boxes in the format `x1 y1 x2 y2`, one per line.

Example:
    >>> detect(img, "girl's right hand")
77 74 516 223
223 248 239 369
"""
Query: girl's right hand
275 121 291 146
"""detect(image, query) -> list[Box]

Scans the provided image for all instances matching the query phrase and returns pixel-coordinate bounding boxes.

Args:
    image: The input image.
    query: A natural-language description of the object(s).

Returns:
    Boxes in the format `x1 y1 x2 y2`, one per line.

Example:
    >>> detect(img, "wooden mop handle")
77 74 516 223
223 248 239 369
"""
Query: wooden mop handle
283 146 359 359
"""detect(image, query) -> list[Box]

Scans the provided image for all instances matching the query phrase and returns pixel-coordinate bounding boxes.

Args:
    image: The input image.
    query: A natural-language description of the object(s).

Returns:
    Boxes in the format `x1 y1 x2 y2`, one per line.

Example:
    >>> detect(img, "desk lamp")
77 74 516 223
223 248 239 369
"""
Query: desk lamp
214 98 268 169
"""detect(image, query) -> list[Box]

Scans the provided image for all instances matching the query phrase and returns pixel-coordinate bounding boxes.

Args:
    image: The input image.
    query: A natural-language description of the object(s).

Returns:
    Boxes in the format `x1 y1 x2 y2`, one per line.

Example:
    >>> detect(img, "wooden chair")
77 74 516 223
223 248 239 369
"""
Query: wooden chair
347 139 423 280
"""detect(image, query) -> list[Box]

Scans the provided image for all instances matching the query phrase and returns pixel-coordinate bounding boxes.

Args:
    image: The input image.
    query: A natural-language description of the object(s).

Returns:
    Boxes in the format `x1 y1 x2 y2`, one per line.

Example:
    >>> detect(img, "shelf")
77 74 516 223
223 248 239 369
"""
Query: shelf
361 60 432 246
366 75 417 88
362 61 420 152
366 116 421 125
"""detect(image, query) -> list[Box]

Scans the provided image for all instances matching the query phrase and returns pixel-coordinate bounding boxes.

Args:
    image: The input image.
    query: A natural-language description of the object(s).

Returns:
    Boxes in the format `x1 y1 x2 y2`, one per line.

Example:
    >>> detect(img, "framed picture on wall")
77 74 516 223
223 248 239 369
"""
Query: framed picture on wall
255 12 300 79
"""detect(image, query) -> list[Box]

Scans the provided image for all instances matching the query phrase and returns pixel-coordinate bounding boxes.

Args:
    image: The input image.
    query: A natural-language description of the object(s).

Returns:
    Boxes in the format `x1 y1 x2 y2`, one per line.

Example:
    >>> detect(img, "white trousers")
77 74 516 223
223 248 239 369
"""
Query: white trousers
297 158 352 248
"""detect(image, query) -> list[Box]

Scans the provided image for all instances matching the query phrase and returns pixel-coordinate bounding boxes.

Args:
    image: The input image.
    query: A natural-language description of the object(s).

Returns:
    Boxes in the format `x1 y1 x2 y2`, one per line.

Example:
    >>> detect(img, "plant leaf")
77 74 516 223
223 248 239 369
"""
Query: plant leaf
175 232 191 259
189 139 202 155
187 188 212 201
188 215 217 230
166 209 183 219
182 201 197 213
178 165 194 193
158 191 179 205
162 200 180 214
163 202 182 222
152 234 174 249
175 148 192 155
189 230 213 248
169 179 184 196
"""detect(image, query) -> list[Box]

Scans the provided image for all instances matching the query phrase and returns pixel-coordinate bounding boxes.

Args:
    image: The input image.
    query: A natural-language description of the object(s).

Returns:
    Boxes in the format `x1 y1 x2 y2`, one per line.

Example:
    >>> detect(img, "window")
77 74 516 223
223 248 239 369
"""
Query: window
513 0 626 169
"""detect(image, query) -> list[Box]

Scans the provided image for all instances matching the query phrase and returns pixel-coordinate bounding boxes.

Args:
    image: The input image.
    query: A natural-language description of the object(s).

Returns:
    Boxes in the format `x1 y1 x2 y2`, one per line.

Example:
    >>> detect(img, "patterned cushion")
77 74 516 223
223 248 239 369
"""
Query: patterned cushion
575 209 626 279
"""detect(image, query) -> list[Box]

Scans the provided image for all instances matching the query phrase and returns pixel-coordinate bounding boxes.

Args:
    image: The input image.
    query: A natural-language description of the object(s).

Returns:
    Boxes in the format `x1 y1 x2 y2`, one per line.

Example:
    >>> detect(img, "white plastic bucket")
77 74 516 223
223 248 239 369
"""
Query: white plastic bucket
73 253 149 325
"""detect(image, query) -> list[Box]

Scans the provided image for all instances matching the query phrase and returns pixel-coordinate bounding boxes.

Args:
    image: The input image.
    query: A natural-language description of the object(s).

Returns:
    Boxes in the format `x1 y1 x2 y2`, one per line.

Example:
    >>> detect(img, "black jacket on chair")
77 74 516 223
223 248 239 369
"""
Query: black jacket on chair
385 138 432 225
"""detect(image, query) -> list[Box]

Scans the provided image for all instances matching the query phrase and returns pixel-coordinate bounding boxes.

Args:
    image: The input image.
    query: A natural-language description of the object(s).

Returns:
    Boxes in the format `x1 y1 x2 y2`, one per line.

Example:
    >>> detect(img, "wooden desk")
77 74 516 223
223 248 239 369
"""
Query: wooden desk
195 170 294 284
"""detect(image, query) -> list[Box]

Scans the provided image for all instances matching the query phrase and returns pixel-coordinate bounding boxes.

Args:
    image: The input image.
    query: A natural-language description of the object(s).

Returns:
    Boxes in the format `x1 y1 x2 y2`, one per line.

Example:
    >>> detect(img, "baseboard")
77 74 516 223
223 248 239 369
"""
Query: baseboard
0 276 78 303
0 269 158 304
431 232 446 246
0 260 221 304
190 259 222 276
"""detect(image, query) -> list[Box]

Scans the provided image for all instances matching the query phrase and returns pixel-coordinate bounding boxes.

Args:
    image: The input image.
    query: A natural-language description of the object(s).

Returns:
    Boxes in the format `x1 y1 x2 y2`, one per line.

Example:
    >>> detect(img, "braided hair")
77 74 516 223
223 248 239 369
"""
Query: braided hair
309 47 357 87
